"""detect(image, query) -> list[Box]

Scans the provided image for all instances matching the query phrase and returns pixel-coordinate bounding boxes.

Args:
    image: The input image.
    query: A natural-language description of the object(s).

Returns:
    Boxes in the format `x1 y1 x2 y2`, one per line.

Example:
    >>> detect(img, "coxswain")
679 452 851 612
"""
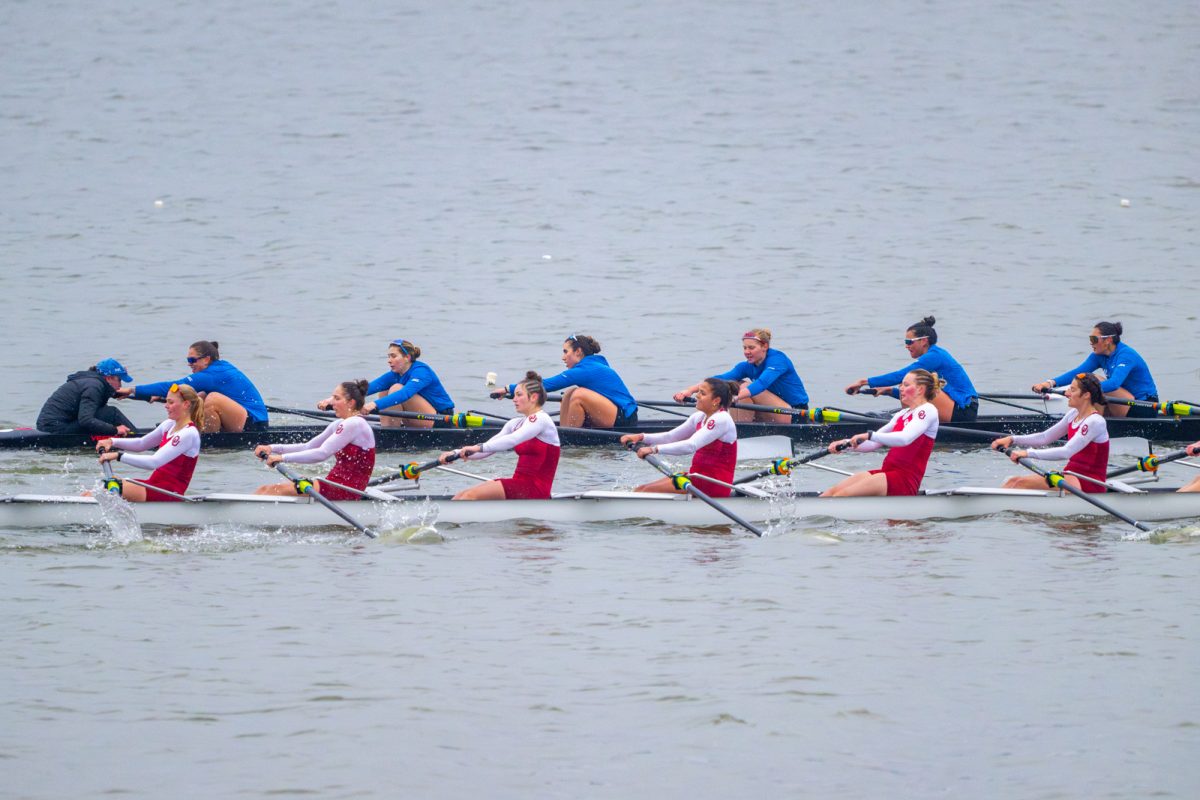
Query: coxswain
822 369 943 497
118 340 268 432
321 338 454 430
675 328 808 424
445 371 560 499
1030 321 1158 418
1178 442 1200 493
992 373 1110 493
255 380 376 500
622 378 740 497
37 358 137 437
494 335 637 429
94 383 203 502
844 316 978 422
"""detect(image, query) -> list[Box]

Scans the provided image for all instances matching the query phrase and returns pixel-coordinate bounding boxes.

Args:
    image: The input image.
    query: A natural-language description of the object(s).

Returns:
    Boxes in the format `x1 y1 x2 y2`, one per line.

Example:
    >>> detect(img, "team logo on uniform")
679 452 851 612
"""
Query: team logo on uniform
528 415 538 422
706 419 716 430
918 410 926 420
170 435 181 446
1081 424 1088 435
335 423 344 435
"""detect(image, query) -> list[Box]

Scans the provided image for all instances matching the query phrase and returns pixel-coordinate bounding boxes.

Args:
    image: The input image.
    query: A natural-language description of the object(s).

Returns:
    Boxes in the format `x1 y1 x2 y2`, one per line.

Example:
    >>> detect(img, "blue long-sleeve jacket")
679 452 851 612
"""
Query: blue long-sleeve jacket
1051 342 1158 399
714 348 809 407
509 354 637 417
369 360 454 411
134 360 268 423
867 345 978 407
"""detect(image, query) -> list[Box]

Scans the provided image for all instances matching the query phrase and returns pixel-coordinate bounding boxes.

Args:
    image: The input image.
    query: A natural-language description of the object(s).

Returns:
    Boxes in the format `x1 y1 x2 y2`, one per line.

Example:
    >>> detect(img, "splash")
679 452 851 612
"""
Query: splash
1124 524 1200 544
90 480 143 546
375 498 443 543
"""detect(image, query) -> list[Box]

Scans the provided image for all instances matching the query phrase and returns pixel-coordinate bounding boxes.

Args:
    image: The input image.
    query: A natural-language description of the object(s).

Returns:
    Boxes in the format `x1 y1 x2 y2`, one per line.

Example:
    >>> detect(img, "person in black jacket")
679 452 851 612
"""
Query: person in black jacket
36 358 137 436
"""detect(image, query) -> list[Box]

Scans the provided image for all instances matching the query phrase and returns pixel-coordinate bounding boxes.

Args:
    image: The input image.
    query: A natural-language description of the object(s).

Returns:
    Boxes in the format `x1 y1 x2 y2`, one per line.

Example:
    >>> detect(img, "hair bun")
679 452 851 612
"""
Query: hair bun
921 316 936 327
355 379 369 394
524 370 542 382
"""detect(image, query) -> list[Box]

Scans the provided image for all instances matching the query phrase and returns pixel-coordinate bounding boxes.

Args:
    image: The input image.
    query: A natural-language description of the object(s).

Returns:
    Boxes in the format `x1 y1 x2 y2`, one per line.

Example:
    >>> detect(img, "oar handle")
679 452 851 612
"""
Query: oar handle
97 445 122 493
810 406 1003 441
1035 390 1194 416
1105 448 1190 479
733 440 852 485
369 452 461 485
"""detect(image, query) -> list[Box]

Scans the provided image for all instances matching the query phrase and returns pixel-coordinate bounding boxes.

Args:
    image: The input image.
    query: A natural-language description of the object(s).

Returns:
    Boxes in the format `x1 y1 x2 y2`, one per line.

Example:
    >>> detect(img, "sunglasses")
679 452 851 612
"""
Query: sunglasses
168 383 180 393
904 336 929 346
1088 335 1114 344
389 339 409 356
186 356 203 364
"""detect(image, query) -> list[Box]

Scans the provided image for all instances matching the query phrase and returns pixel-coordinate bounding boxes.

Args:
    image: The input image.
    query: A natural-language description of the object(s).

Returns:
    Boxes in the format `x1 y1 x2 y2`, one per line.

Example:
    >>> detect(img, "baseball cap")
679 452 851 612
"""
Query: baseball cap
95 358 133 383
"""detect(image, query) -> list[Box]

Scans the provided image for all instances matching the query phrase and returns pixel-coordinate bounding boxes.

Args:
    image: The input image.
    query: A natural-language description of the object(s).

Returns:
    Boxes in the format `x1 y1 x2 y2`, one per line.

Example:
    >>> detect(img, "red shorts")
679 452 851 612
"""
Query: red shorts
497 477 551 500
141 476 188 502
316 483 363 501
869 468 921 497
690 474 732 498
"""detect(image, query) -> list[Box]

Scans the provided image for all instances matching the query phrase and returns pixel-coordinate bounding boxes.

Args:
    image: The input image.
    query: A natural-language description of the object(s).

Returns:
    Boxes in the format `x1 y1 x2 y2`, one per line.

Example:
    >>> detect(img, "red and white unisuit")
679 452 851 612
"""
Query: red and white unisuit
640 410 738 498
853 401 939 496
272 415 376 501
468 410 561 499
110 420 201 501
1012 408 1110 493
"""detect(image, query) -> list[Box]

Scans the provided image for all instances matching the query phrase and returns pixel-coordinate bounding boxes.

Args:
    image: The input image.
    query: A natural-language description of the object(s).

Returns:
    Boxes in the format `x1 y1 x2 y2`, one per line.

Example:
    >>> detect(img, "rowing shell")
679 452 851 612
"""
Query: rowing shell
2 488 1198 529
3 413 1199 451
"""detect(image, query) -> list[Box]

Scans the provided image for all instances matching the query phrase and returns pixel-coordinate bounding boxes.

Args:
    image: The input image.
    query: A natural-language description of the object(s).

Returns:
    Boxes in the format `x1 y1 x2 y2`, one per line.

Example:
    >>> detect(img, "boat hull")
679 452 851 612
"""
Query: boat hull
3 414 1198 451
3 489 1197 529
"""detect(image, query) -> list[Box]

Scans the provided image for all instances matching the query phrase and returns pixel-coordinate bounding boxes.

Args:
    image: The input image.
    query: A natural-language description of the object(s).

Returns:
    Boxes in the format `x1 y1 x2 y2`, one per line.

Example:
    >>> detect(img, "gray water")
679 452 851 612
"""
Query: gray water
2 0 1199 796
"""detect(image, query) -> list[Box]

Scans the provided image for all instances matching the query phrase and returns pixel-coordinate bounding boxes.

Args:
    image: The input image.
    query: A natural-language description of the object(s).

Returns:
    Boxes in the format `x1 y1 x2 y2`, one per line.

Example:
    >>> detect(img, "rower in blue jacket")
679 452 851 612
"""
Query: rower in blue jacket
675 328 808 424
495 334 637 429
1031 320 1158 419
322 338 454 429
845 316 979 422
119 340 268 432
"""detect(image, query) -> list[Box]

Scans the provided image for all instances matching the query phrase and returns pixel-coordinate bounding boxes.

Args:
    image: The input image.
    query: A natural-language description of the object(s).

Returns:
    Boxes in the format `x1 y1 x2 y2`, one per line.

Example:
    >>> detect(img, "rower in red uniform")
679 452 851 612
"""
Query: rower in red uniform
822 369 943 497
440 371 560 500
622 377 740 498
992 373 1110 493
255 380 376 500
95 383 204 502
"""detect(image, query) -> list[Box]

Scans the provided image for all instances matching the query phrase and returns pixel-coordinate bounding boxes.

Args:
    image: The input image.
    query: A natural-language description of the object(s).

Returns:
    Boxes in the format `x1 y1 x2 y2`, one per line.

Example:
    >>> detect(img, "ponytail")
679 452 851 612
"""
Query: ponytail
907 316 937 346
190 340 220 361
172 384 205 428
909 369 946 401
1073 373 1107 406
518 371 547 406
702 377 742 410
340 379 371 411
564 334 601 356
